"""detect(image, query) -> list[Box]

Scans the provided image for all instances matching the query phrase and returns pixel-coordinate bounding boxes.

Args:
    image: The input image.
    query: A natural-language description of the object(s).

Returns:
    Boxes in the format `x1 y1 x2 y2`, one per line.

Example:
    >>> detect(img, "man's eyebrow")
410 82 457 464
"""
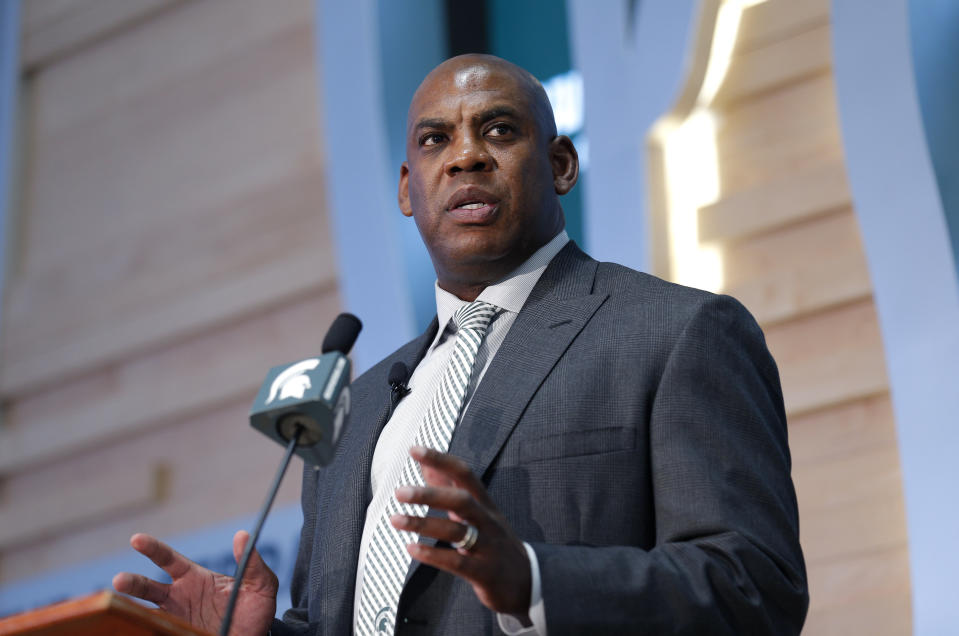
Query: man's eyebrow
413 118 451 133
413 106 523 131
474 106 521 123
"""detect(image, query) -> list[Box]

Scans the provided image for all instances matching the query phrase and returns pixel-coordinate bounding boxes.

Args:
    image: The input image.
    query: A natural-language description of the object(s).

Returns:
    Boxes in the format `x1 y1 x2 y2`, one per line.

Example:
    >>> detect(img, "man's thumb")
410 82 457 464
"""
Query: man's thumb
232 530 278 590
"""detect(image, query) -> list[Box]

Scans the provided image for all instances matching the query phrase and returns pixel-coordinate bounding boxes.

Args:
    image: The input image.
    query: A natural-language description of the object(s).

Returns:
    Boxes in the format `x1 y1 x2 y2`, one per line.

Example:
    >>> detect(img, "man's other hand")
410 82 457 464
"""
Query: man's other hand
112 530 277 636
391 446 532 619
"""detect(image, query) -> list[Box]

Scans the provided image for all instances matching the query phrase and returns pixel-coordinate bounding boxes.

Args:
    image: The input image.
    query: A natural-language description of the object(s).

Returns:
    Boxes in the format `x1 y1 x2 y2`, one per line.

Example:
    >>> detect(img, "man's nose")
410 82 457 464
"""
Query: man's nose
444 135 492 175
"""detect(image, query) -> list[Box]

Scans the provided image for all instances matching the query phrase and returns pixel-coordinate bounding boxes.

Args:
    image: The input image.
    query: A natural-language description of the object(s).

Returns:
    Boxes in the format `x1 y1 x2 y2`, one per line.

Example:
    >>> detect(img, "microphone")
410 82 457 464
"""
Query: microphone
249 313 362 466
323 312 363 355
222 313 362 636
388 362 411 418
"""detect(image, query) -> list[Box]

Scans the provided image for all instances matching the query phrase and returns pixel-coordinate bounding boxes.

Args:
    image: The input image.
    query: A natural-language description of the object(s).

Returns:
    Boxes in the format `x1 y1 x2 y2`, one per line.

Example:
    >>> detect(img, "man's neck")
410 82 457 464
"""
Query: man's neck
436 280 487 302
435 230 570 301
435 230 571 302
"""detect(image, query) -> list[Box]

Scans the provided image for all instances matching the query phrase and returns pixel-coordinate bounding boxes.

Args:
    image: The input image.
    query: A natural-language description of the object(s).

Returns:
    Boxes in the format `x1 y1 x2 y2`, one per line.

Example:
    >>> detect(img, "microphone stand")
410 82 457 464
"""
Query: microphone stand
219 424 304 636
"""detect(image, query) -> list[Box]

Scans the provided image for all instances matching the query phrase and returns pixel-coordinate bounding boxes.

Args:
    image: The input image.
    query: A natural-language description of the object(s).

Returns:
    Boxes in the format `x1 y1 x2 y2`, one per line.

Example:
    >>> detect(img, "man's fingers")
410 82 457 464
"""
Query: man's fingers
390 513 471 545
232 530 279 593
420 463 455 489
401 449 533 617
406 542 477 580
129 533 193 580
406 540 532 617
410 446 495 508
396 485 484 524
232 529 249 563
112 571 170 606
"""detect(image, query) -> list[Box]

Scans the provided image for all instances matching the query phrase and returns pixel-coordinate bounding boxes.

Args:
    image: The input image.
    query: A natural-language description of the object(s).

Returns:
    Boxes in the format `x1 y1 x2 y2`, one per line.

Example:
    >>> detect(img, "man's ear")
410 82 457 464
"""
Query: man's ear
550 136 579 195
398 162 413 217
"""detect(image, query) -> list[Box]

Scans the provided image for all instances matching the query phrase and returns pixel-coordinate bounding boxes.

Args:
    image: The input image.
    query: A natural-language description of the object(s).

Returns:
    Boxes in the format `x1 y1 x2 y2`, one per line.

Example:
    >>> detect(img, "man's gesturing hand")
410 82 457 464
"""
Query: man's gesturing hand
390 446 533 619
112 531 277 636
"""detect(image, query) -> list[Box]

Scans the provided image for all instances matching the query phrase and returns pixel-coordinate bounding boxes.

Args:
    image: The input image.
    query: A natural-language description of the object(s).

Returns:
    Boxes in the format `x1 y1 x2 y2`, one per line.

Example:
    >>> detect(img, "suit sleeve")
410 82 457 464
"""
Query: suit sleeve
531 294 808 635
270 465 321 636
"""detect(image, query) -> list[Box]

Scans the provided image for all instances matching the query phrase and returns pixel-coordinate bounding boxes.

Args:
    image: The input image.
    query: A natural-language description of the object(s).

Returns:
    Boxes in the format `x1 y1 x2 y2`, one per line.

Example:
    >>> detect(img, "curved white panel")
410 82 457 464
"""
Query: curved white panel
832 1 959 633
314 0 417 372
567 0 699 272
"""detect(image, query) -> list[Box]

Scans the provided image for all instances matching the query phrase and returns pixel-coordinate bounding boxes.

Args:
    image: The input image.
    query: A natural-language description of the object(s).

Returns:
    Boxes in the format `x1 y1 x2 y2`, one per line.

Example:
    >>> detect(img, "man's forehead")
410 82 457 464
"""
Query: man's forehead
451 64 496 90
409 64 532 122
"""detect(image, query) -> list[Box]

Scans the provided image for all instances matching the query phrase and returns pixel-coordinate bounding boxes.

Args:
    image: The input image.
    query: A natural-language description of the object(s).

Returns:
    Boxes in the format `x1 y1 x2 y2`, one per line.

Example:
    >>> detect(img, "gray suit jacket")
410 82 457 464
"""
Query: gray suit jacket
274 243 808 635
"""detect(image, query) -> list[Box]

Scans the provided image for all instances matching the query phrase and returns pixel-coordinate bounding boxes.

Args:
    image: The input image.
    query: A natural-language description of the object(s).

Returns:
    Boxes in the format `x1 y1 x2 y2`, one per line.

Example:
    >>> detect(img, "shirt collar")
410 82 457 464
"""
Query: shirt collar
431 230 570 347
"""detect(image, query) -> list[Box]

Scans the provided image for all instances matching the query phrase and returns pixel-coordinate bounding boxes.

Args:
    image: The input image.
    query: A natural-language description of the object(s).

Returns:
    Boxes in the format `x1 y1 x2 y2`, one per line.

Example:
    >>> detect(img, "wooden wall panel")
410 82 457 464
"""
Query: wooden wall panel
0 0 339 587
788 394 897 466
699 157 849 243
715 73 844 196
20 0 187 71
804 546 912 636
24 0 291 138
1 395 305 583
0 285 339 473
715 23 831 106
797 446 906 560
2 0 329 396
720 208 872 325
652 0 912 631
0 463 165 550
735 0 829 53
764 299 889 415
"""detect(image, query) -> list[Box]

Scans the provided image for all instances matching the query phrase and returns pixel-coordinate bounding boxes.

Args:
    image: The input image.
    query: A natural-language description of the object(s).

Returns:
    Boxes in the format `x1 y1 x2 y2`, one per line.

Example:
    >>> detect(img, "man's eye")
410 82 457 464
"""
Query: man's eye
487 123 513 137
421 133 445 146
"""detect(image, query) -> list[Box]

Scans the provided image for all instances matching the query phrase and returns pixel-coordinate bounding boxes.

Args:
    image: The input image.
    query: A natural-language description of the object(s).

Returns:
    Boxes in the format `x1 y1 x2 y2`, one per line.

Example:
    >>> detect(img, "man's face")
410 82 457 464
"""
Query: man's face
399 61 572 295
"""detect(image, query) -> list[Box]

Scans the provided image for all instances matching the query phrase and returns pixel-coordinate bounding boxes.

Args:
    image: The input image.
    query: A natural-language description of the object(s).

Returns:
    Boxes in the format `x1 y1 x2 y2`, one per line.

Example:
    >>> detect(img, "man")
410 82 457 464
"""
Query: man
114 54 808 635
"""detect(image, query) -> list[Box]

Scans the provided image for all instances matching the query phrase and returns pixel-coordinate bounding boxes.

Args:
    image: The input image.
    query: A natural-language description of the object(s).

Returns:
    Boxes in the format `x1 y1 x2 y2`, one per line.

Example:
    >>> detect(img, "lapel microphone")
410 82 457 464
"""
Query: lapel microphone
387 361 411 418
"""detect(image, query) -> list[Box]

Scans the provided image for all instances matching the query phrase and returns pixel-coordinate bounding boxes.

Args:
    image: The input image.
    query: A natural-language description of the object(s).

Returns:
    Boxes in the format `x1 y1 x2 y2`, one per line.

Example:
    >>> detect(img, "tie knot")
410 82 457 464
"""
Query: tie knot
452 300 498 334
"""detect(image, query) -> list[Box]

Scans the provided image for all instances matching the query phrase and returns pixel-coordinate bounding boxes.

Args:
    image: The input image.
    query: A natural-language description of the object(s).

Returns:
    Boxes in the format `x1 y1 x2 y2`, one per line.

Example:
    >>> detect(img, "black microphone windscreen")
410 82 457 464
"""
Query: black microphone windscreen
388 362 409 388
321 313 363 354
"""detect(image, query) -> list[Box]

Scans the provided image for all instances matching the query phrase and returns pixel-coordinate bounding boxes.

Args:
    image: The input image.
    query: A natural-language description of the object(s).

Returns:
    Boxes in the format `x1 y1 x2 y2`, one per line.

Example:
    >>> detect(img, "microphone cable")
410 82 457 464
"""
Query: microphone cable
219 423 303 636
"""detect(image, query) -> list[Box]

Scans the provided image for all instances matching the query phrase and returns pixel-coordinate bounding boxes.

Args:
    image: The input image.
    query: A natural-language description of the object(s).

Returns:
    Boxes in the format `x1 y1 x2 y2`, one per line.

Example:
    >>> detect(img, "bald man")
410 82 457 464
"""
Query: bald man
116 55 808 635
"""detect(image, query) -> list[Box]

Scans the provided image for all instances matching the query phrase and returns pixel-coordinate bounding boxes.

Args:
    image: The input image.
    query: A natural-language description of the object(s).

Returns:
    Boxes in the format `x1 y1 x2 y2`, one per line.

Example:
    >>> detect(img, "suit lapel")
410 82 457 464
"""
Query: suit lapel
450 243 606 478
405 244 608 583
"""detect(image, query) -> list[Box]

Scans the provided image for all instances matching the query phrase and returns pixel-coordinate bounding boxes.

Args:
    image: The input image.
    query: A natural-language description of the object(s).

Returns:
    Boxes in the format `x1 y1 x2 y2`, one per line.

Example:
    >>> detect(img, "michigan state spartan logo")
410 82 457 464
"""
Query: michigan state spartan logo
264 358 320 404
373 606 393 633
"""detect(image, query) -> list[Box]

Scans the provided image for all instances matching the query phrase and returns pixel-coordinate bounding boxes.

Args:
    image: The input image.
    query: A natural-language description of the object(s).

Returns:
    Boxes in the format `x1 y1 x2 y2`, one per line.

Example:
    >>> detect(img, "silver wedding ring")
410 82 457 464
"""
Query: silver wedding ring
452 523 479 551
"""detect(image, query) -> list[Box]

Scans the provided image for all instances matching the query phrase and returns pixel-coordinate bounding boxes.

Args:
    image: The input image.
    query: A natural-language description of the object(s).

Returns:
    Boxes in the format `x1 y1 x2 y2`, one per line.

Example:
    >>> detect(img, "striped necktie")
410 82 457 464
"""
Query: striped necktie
357 300 499 634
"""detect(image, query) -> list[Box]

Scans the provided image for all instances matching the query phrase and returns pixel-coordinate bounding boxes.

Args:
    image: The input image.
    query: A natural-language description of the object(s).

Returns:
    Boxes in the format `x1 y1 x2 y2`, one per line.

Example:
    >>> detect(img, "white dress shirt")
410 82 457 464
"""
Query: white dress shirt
353 230 569 635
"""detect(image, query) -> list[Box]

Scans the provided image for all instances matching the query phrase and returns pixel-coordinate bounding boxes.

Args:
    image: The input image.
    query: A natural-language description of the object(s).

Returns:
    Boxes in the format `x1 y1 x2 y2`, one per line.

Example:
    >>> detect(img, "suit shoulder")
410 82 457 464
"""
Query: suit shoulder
595 261 749 311
591 260 764 343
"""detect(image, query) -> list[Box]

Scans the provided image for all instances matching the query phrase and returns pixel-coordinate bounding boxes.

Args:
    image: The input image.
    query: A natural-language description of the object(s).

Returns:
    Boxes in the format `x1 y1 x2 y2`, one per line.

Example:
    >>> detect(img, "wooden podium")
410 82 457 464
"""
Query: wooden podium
0 591 214 636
